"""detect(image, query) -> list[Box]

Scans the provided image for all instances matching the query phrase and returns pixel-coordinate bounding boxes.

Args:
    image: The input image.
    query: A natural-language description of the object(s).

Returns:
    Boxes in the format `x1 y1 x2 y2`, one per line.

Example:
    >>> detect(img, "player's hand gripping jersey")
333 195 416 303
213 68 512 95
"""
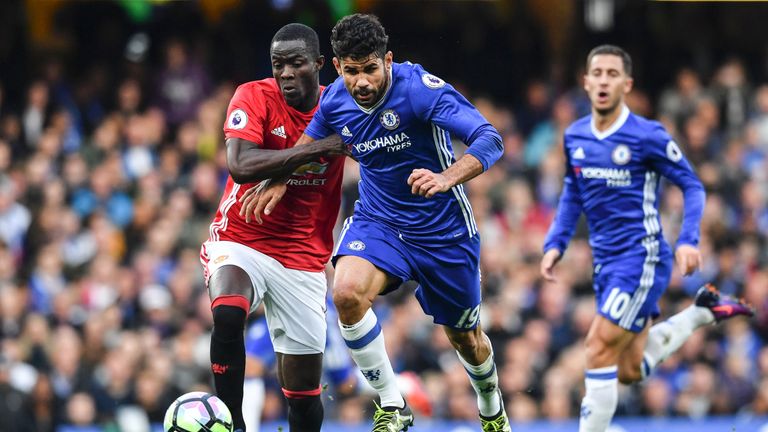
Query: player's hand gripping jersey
304 62 502 243
205 78 344 272
544 106 705 264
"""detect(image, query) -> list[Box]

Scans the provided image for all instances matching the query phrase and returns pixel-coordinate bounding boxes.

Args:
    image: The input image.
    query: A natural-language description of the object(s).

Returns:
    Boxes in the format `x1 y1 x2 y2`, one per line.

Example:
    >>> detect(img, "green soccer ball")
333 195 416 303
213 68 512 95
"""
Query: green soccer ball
163 392 233 432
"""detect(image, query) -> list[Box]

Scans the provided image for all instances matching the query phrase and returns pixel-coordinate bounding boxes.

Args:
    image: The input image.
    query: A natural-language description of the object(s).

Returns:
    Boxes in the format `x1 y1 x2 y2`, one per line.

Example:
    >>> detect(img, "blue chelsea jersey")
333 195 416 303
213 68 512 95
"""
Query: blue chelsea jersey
305 62 501 243
543 105 705 263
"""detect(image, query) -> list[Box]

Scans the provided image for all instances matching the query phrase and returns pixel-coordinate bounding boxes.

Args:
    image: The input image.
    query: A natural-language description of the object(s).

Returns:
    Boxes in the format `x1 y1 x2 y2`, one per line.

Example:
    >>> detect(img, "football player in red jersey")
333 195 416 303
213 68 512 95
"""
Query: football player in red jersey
201 23 347 432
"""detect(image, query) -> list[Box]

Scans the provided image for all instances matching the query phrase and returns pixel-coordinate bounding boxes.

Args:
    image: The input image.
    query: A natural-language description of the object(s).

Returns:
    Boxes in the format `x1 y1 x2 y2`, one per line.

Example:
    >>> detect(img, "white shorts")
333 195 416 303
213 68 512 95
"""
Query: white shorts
201 241 327 355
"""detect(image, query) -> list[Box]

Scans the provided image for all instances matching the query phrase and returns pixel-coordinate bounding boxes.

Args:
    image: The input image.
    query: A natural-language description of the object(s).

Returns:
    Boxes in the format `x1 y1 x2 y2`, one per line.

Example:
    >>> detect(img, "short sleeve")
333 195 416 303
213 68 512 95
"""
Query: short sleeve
223 83 267 145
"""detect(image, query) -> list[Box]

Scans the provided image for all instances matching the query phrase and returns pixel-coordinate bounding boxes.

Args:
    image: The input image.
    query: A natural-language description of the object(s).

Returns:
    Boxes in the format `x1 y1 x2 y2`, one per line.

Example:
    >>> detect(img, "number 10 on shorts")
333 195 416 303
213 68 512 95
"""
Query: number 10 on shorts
456 305 481 329
601 287 631 320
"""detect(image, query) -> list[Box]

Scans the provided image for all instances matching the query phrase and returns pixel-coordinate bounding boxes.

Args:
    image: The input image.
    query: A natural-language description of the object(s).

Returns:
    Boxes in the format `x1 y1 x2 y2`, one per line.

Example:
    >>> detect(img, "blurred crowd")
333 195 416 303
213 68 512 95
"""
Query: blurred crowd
1 5 768 432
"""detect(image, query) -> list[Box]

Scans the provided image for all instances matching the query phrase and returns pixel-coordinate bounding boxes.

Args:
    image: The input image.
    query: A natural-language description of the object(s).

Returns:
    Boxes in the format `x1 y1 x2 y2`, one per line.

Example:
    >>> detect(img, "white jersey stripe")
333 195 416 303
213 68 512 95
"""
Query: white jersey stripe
619 172 658 328
333 216 354 256
431 124 449 169
455 183 477 234
436 127 478 234
624 238 659 329
209 183 242 242
619 172 659 328
432 124 474 236
431 124 477 236
219 183 242 234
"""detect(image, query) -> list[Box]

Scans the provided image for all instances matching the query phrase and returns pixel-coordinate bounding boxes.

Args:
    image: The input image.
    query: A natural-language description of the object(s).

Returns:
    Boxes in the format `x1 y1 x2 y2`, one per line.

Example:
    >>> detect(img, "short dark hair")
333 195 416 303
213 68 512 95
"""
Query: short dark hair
272 23 320 59
330 14 388 60
586 45 632 76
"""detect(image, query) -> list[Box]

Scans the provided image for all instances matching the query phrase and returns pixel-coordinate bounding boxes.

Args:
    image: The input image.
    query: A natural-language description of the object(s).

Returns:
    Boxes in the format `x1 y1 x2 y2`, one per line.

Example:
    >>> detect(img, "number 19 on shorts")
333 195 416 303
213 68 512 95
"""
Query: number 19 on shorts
456 305 480 329
601 287 631 320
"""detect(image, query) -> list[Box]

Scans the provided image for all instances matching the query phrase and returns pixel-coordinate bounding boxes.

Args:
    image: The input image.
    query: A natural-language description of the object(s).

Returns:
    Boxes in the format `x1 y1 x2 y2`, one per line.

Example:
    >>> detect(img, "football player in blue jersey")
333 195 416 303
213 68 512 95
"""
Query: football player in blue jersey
240 12 510 432
541 45 754 432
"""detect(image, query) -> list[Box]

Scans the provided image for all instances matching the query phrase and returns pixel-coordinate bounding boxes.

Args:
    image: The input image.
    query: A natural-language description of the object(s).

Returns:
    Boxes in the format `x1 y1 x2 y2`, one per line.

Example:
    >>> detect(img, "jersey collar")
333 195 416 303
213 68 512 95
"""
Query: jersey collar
353 65 394 115
590 104 630 140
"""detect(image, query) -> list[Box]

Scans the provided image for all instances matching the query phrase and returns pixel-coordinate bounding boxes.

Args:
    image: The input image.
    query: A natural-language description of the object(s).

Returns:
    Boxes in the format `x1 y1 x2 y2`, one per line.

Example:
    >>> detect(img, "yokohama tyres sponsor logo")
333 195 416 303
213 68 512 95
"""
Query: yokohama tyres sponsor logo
581 167 631 187
353 132 411 154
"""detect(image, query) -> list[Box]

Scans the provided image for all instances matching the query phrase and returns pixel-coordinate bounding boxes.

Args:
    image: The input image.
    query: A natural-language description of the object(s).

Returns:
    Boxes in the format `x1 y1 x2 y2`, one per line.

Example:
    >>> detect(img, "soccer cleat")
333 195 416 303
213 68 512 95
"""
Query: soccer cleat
372 402 414 432
479 390 512 432
695 284 755 322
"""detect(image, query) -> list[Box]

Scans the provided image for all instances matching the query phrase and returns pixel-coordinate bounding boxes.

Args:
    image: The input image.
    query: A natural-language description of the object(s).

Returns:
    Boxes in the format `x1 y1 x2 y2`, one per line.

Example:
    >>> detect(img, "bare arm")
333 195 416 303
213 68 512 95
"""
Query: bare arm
442 153 483 187
407 154 483 198
226 133 344 184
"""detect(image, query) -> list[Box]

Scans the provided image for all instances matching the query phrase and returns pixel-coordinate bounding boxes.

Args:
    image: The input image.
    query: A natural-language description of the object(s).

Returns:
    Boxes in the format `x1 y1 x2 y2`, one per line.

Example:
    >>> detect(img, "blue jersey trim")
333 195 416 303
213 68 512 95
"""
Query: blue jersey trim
642 357 652 378
585 370 618 380
464 364 496 381
343 321 382 350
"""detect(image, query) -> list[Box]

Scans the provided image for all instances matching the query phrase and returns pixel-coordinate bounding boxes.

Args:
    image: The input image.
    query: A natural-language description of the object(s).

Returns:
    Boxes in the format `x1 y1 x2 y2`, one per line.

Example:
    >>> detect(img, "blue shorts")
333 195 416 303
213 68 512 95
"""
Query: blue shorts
333 216 482 330
593 248 672 333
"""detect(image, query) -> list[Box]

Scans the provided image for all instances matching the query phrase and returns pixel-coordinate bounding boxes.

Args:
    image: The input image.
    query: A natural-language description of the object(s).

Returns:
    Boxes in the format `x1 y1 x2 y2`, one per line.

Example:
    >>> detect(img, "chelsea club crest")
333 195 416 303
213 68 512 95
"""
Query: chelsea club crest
611 144 631 165
347 240 366 251
379 109 400 131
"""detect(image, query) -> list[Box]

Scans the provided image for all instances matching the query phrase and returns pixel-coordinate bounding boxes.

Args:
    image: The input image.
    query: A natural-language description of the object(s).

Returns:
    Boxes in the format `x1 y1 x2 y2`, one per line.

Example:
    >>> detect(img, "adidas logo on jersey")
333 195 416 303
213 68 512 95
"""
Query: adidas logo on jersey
341 126 353 137
572 147 586 159
271 125 286 138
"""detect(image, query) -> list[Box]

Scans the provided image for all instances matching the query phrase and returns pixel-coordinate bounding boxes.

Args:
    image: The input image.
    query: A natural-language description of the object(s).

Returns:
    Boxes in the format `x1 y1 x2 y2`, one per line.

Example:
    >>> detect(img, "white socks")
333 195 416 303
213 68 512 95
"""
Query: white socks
578 304 715 431
456 344 501 417
339 309 405 408
642 304 714 378
579 366 618 432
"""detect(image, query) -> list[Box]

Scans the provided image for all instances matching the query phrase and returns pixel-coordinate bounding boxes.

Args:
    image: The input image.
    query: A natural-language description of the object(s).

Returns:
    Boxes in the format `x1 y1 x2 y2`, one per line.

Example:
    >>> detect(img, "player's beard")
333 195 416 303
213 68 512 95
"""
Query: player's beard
355 73 390 108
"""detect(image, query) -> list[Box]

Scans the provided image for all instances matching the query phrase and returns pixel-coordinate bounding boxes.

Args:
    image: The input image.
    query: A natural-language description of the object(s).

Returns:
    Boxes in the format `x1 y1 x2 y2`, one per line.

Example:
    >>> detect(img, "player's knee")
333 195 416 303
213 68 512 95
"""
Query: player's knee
617 365 642 384
281 355 323 390
332 281 367 314
284 390 323 432
617 351 645 384
584 336 618 366
212 300 248 340
208 265 253 300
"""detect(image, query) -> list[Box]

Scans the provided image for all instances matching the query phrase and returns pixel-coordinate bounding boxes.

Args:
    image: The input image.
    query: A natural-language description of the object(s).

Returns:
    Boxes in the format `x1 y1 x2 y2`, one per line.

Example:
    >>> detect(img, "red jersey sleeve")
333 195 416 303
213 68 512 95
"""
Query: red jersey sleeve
223 83 267 145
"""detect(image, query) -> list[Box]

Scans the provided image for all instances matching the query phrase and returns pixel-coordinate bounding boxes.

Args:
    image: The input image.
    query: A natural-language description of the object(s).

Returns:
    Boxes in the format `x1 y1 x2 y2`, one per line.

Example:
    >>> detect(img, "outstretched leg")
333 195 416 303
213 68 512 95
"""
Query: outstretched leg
629 284 754 382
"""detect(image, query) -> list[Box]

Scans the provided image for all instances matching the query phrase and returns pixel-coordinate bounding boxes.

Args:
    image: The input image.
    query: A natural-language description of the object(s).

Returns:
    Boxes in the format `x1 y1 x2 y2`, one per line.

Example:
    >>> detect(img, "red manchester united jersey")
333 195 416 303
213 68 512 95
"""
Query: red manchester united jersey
204 78 343 272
